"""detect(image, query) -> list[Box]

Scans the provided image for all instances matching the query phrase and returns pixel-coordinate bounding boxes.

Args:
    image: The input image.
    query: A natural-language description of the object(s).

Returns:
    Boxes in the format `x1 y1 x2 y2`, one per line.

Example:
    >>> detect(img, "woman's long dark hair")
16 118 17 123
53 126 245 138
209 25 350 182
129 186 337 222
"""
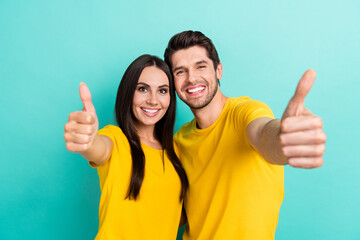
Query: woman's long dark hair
115 54 188 201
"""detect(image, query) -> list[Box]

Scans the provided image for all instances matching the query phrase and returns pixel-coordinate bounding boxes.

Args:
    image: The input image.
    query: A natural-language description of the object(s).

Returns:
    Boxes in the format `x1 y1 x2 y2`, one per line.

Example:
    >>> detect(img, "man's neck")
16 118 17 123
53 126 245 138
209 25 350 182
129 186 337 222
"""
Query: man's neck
191 90 228 129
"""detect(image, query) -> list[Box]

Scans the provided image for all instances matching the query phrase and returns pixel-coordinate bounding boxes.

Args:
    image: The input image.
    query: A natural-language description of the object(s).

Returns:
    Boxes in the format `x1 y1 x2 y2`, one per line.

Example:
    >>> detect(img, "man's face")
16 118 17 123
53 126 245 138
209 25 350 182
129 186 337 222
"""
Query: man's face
170 46 222 109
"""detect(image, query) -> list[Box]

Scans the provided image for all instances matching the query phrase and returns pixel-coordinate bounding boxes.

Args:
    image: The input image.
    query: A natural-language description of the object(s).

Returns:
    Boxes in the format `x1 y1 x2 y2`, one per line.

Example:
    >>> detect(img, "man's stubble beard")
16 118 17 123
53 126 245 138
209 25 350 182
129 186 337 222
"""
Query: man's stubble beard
180 78 219 110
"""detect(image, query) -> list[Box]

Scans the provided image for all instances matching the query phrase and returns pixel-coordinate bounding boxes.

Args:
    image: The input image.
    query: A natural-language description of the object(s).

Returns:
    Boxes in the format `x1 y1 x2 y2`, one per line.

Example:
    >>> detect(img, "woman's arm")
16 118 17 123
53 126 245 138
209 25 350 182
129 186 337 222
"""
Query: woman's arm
63 82 113 165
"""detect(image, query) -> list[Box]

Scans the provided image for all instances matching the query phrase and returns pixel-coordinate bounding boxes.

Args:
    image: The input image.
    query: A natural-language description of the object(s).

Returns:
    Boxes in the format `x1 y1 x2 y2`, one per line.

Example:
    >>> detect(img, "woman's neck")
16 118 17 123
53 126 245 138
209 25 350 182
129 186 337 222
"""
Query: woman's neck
134 123 162 150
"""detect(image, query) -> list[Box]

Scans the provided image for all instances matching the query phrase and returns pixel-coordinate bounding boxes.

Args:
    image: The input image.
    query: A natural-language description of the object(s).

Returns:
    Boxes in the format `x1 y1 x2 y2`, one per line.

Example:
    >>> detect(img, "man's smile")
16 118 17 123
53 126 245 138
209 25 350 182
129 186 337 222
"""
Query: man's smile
184 85 206 96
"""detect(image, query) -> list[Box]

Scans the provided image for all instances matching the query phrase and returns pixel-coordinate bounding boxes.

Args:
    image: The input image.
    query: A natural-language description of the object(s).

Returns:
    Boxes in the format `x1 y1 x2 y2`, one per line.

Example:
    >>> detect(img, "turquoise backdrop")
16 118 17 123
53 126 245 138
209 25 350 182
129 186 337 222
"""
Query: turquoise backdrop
1 0 359 239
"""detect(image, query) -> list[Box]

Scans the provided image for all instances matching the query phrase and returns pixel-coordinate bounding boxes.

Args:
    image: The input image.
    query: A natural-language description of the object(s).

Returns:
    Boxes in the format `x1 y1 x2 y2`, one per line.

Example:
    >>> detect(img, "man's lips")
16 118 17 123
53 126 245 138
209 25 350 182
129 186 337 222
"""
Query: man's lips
185 86 205 95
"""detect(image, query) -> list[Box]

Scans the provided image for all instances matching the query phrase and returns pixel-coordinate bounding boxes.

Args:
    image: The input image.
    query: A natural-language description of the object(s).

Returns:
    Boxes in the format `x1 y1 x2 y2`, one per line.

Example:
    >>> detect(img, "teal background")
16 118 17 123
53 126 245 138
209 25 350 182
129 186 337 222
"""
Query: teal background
1 0 359 239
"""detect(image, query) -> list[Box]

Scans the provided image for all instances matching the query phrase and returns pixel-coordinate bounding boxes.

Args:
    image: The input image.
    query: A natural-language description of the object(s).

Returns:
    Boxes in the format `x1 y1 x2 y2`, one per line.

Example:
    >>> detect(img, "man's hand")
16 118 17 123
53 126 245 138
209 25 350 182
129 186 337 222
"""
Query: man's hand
64 82 99 153
280 69 326 169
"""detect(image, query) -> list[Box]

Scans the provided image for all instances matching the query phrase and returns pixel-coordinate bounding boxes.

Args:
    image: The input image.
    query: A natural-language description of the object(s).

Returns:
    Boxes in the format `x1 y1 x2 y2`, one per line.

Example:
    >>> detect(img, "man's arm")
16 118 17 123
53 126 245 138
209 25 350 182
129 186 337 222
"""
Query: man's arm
246 118 286 165
246 69 326 169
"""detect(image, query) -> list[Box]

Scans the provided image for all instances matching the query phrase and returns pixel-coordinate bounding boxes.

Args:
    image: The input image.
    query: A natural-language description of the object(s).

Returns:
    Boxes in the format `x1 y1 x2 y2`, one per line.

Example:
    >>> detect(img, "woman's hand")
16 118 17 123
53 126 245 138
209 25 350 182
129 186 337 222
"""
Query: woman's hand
64 82 99 153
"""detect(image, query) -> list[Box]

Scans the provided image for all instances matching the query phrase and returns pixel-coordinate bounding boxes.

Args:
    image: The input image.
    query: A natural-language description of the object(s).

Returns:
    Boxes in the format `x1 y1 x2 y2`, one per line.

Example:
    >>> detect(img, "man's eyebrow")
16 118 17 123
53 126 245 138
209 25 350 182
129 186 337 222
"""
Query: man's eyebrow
173 66 184 72
195 60 208 65
173 60 209 72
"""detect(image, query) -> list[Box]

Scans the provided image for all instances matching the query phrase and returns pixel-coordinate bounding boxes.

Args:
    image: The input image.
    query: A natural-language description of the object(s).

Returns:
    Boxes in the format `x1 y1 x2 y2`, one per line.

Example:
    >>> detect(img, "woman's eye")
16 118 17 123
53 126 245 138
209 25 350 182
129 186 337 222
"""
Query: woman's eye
138 87 147 92
159 89 168 94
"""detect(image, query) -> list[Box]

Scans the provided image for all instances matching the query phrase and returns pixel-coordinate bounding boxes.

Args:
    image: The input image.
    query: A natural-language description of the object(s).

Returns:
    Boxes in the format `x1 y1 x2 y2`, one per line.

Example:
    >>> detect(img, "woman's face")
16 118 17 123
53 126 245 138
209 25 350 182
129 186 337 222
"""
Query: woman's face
132 66 171 129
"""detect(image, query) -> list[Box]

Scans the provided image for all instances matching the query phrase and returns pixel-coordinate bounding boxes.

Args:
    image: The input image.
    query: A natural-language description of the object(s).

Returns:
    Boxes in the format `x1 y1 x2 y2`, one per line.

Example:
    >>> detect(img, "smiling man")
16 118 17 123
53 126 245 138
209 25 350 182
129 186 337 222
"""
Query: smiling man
164 31 326 240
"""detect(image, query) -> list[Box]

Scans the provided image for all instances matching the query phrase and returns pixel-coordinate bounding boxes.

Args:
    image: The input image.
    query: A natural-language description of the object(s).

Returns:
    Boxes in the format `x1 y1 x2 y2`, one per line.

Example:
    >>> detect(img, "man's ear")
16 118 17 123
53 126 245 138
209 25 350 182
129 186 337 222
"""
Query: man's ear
216 62 223 80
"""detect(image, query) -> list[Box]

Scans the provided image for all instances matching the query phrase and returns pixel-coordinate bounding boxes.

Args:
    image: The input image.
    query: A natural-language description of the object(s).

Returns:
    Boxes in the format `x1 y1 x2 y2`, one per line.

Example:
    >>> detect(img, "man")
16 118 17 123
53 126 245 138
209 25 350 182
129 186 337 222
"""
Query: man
164 31 326 239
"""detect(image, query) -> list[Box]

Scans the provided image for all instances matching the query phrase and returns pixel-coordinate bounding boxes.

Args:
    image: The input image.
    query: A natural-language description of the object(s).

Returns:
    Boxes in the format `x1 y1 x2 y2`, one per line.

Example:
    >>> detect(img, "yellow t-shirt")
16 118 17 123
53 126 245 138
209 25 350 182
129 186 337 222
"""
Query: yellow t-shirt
174 97 284 240
91 125 182 240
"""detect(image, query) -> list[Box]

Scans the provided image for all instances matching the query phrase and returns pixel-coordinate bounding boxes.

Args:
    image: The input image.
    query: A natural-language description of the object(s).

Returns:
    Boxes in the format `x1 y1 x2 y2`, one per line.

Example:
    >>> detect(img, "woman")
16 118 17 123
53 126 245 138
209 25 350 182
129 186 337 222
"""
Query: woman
64 55 188 239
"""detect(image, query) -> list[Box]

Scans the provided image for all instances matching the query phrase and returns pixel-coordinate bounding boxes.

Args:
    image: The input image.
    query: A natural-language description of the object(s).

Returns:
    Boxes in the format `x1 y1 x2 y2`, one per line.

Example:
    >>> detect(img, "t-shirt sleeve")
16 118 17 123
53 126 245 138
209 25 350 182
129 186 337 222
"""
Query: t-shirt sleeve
233 98 275 133
173 138 180 158
88 125 121 187
172 130 181 160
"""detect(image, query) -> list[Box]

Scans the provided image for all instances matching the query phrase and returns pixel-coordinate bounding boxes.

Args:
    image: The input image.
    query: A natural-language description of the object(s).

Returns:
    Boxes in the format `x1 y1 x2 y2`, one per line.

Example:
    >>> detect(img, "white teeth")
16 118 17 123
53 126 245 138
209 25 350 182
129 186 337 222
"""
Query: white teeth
142 108 159 113
187 87 204 93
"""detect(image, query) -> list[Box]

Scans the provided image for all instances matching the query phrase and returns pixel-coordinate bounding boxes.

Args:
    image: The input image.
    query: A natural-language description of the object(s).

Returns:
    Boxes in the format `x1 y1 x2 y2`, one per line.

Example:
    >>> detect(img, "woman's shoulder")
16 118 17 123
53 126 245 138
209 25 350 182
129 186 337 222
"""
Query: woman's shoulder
98 125 129 148
99 124 123 135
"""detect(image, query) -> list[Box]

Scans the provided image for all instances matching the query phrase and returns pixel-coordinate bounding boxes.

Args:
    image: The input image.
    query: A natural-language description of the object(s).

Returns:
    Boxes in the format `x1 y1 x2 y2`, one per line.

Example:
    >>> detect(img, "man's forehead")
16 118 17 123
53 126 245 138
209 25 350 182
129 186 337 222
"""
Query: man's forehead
171 46 210 68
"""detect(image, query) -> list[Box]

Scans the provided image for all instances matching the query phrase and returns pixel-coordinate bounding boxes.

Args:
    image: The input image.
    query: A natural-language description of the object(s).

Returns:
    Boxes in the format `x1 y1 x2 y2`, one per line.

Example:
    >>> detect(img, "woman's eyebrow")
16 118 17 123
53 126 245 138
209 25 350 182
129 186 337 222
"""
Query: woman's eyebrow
137 82 150 87
137 82 169 88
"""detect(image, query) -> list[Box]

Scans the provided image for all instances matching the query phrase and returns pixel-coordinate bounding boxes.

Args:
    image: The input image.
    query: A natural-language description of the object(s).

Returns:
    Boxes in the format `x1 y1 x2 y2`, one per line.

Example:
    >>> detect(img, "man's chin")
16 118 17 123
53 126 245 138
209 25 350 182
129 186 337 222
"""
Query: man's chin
185 99 211 110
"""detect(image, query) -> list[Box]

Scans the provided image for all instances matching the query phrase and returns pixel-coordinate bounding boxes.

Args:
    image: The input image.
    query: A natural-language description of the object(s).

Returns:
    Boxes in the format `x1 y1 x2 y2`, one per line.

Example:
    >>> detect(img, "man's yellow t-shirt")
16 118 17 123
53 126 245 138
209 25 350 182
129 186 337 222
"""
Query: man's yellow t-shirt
174 97 284 240
91 125 182 240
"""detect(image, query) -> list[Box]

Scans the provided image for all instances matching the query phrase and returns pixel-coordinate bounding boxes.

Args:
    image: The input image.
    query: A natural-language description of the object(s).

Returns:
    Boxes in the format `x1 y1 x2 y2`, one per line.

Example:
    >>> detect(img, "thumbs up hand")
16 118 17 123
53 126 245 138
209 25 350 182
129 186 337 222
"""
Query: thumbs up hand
64 83 99 153
280 70 326 169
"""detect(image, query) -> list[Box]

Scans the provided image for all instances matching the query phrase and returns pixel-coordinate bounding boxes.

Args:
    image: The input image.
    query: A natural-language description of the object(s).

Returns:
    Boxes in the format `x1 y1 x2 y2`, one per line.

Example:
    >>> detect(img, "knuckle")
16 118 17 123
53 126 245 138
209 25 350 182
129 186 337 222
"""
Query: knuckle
314 158 324 168
85 114 94 124
281 120 288 132
83 135 91 143
313 116 323 128
68 112 76 121
89 125 96 134
314 130 326 143
315 144 325 155
63 133 69 141
279 134 286 145
83 143 91 151
323 133 327 142
318 118 324 128
64 123 71 132
65 142 72 151
318 132 327 143
320 145 326 155
79 144 87 152
74 144 87 152
282 147 289 156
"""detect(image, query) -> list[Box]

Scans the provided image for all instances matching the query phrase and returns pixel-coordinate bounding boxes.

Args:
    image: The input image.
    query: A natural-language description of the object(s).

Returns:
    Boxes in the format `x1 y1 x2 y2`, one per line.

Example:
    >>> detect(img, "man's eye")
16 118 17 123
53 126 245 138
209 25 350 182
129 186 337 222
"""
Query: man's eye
138 87 147 92
159 89 168 94
176 70 184 75
198 65 206 69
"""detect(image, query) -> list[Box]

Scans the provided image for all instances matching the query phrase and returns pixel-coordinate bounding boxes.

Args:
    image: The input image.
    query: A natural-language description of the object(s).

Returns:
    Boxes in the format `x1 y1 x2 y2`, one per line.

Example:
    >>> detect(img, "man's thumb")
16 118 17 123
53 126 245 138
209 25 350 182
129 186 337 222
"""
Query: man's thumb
282 69 316 119
292 69 316 105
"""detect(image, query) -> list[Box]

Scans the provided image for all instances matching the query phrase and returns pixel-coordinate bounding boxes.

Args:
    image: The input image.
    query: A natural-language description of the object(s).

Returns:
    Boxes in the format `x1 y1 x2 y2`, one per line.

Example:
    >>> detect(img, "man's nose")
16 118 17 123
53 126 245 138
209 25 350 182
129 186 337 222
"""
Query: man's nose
187 68 197 83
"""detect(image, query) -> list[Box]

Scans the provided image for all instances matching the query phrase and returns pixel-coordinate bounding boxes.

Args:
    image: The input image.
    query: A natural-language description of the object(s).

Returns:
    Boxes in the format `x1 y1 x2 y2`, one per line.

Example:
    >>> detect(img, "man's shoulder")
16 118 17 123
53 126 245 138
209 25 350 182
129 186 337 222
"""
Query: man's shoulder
228 96 270 111
228 96 274 125
174 119 195 140
228 96 257 107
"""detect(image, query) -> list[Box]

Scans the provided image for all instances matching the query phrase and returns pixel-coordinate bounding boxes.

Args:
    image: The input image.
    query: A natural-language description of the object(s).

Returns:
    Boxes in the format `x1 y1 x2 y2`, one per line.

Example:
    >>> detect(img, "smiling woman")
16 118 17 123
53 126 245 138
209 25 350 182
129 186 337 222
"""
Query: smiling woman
132 66 171 135
63 55 188 239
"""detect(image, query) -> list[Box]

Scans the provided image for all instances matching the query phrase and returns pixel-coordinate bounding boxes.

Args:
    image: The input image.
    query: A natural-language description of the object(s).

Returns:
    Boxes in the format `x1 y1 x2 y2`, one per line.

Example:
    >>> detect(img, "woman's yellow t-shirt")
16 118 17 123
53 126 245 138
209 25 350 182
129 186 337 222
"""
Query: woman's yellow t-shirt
91 125 182 240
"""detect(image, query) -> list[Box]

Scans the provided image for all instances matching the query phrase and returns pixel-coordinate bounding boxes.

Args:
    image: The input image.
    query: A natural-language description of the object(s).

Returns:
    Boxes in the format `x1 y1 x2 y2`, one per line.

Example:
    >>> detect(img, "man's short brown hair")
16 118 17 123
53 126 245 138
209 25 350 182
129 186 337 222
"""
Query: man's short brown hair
164 30 220 71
